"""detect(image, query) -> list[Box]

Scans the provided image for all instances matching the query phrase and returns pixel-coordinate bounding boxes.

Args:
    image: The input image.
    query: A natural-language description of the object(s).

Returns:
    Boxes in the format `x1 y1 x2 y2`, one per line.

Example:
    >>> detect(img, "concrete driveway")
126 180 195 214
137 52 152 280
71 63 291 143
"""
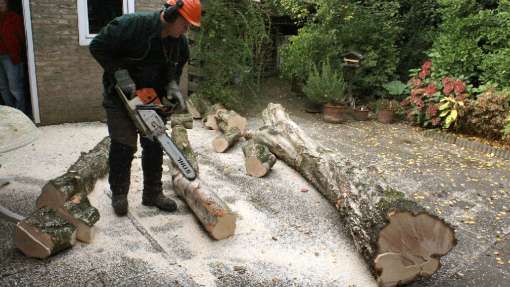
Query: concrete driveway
1 94 509 286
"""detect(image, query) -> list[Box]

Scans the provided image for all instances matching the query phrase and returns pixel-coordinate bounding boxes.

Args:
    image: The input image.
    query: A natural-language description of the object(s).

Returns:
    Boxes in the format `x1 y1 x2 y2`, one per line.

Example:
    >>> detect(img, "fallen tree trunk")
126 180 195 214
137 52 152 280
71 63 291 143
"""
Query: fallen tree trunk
15 207 76 259
188 93 212 119
212 127 242 153
170 113 194 129
171 127 236 240
242 139 276 177
248 103 456 287
36 137 110 209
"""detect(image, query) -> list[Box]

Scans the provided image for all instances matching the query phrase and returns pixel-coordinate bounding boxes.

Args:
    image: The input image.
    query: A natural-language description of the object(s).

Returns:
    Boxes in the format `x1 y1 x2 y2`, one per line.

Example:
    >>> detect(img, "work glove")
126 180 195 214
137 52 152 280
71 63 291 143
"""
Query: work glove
164 81 188 113
114 69 136 98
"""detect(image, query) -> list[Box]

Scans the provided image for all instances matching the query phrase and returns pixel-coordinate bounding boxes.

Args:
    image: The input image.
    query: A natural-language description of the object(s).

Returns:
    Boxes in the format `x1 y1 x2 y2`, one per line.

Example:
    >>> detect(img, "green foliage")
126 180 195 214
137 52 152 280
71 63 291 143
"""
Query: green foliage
268 0 313 23
429 0 510 86
382 80 409 100
396 0 441 81
303 61 347 105
195 0 270 109
279 0 401 95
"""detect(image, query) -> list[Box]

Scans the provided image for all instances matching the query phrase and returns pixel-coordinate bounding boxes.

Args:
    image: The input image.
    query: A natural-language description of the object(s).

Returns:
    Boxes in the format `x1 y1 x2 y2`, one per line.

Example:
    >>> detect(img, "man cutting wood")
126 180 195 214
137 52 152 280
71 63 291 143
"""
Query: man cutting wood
89 0 201 216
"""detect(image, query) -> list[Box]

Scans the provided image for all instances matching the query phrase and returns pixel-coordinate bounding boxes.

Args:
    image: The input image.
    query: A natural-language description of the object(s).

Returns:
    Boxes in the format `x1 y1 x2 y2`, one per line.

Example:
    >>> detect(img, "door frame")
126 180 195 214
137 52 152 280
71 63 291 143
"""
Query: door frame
22 0 40 123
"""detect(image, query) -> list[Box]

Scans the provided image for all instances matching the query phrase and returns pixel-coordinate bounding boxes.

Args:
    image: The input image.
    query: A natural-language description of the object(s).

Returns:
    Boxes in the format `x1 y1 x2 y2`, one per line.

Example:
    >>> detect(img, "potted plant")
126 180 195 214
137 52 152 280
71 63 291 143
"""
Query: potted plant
375 99 401 124
351 101 370 121
303 62 350 123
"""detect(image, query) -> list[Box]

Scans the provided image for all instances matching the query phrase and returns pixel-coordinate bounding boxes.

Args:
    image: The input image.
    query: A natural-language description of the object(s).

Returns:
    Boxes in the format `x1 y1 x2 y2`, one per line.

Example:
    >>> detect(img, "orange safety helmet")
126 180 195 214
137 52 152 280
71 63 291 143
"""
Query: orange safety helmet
166 0 201 27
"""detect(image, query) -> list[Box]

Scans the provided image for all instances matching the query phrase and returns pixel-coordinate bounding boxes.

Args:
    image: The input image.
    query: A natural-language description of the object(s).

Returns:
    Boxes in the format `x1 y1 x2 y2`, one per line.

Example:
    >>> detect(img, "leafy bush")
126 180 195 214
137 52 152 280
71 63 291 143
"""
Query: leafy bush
400 60 472 129
429 0 510 87
195 0 270 108
382 80 409 100
303 62 347 105
460 87 510 139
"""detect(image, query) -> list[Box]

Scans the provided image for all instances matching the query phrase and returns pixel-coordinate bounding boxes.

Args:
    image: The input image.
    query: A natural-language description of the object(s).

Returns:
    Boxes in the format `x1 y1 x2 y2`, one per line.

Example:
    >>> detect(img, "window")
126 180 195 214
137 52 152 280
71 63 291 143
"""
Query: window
78 0 135 46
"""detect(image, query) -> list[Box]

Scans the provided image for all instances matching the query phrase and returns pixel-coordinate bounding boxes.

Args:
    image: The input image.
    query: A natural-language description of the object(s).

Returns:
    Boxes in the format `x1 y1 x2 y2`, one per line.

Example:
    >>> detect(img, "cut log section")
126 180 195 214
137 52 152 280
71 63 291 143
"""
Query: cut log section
170 113 194 129
171 125 199 174
216 110 247 135
186 99 201 119
248 103 456 286
15 207 77 259
171 125 236 240
172 174 237 240
203 104 227 130
58 193 100 243
212 127 242 153
242 139 276 177
188 93 212 118
36 137 110 209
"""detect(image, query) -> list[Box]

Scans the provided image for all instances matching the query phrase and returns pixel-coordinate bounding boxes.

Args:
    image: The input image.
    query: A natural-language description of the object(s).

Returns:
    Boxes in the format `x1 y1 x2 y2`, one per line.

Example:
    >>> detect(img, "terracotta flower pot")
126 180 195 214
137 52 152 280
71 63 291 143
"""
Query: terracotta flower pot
351 109 369 121
376 110 395 124
323 104 349 124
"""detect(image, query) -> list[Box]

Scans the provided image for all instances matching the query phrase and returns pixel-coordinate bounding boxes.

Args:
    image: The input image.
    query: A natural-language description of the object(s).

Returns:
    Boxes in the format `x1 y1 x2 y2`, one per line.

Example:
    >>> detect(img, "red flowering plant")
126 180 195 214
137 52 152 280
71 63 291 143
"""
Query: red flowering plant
401 60 472 129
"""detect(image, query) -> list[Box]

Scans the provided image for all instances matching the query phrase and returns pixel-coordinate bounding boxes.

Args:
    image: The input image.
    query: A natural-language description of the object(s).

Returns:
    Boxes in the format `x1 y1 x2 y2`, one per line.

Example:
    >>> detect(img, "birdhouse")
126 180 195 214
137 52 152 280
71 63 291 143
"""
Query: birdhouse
341 51 364 68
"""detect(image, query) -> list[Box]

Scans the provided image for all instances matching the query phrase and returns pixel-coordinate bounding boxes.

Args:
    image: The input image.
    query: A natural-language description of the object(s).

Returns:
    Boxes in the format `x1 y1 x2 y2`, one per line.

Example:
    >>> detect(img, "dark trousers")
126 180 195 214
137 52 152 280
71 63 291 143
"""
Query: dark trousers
105 105 165 199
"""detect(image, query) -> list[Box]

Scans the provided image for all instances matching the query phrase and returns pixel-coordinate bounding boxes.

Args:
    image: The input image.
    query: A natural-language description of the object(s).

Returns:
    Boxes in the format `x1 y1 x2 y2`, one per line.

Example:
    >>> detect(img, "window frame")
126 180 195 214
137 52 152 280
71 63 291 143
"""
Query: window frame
77 0 135 46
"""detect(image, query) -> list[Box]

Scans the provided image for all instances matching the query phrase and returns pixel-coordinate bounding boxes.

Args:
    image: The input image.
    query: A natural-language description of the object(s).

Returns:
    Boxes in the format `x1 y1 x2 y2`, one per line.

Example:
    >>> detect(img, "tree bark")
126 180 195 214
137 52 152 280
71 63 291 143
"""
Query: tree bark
170 113 194 129
248 103 456 287
216 110 247 135
15 207 76 259
36 137 110 209
171 125 199 174
212 127 242 153
171 126 236 240
58 193 100 243
203 104 227 130
188 93 212 118
242 139 276 177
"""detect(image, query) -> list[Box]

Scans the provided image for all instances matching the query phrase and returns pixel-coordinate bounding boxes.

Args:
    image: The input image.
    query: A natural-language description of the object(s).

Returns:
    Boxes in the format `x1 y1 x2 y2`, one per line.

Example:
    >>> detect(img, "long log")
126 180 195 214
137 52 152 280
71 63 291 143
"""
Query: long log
242 139 276 177
170 126 236 240
15 207 77 259
248 103 456 287
36 137 110 209
188 93 212 118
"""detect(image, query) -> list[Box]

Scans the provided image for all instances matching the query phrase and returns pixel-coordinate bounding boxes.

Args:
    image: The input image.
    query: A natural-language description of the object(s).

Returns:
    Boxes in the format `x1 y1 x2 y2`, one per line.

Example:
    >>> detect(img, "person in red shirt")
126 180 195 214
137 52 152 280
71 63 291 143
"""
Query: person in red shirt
0 0 26 114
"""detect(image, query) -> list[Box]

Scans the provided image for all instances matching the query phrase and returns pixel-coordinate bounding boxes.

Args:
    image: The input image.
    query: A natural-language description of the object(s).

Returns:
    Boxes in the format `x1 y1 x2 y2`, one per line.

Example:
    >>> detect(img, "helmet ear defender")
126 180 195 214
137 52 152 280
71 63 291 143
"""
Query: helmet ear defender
163 0 184 23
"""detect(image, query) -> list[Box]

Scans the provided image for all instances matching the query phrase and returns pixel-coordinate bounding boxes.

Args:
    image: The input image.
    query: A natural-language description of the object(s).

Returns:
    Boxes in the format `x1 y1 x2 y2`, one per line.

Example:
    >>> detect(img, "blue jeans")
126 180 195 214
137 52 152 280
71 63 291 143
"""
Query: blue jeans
0 55 26 113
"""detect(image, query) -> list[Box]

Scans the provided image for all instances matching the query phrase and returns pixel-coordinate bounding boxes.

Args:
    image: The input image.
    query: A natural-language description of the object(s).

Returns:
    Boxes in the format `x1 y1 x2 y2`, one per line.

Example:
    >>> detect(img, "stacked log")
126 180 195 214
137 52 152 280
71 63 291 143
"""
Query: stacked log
170 124 236 240
187 93 212 119
248 104 456 287
203 104 227 130
211 110 247 153
15 137 109 258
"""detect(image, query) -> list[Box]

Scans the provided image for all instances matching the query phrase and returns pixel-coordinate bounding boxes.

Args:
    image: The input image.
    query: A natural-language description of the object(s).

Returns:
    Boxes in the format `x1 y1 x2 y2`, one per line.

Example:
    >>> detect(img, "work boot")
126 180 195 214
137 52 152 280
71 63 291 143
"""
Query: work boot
112 194 128 216
108 140 135 217
140 137 177 212
142 192 177 212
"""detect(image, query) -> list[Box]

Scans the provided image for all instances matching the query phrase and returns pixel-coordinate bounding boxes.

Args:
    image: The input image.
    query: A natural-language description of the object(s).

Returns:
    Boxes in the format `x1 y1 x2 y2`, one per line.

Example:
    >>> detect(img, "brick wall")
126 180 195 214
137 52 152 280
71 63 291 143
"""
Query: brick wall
31 0 174 125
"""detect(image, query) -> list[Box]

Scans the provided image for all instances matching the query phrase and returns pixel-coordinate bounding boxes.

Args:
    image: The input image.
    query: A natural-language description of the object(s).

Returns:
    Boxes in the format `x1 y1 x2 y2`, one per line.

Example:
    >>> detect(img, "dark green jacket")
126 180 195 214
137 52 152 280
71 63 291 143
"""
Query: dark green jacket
90 11 189 107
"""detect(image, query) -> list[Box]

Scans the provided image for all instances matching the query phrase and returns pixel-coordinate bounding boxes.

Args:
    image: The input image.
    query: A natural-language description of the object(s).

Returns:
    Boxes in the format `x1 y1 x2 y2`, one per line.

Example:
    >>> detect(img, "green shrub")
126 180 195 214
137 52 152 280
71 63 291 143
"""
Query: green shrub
303 62 347 105
429 0 510 87
195 0 270 109
280 0 401 96
382 80 409 100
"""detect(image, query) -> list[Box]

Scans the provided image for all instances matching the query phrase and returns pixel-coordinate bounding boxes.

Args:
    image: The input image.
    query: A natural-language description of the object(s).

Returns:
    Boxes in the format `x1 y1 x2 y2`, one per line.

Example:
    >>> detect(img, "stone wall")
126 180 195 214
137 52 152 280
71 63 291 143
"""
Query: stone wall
32 0 186 125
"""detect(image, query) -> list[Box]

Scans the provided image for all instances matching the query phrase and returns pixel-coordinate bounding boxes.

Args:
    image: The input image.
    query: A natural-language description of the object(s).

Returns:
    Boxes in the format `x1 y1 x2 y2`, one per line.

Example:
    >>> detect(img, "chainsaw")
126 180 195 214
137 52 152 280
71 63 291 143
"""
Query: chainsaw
114 70 197 181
